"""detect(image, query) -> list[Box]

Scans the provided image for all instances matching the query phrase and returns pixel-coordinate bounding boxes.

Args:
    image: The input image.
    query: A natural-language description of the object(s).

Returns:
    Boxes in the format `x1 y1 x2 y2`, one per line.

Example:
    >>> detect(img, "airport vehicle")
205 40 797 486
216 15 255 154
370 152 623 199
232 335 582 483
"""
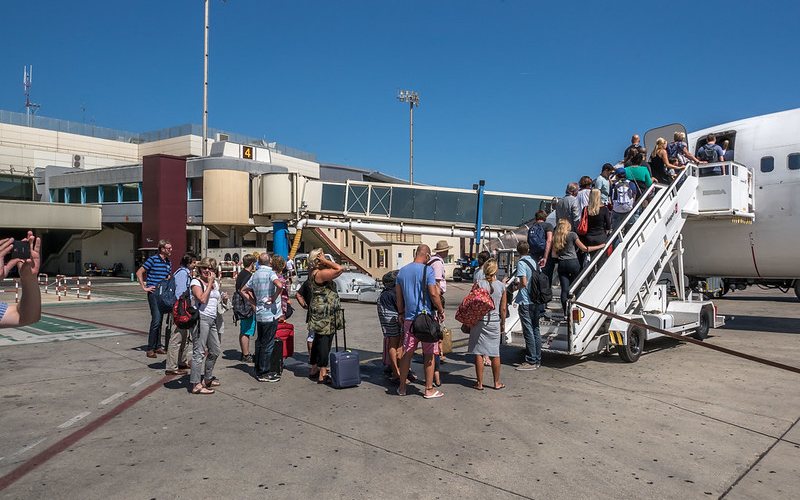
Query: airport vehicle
507 162 743 362
651 108 800 300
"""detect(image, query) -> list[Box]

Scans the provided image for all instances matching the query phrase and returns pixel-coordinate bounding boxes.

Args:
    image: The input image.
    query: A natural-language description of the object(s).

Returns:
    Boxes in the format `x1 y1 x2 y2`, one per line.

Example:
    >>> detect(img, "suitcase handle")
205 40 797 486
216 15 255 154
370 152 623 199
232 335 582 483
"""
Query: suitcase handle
333 307 346 352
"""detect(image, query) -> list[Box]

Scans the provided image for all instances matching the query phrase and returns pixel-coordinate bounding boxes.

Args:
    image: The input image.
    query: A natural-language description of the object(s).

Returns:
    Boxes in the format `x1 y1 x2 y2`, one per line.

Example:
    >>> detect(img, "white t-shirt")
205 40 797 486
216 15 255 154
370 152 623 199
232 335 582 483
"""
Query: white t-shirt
191 278 220 318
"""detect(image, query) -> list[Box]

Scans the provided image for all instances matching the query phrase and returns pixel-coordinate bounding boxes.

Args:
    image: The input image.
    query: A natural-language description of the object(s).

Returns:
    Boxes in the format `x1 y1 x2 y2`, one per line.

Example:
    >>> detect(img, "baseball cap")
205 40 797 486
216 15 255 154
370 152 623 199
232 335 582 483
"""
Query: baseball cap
615 167 627 176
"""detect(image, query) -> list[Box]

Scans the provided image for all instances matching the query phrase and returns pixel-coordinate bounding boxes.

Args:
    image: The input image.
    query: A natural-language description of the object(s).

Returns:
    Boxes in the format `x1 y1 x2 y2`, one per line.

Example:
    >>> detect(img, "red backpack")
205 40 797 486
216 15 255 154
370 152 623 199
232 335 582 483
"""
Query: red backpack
173 291 199 330
455 283 495 328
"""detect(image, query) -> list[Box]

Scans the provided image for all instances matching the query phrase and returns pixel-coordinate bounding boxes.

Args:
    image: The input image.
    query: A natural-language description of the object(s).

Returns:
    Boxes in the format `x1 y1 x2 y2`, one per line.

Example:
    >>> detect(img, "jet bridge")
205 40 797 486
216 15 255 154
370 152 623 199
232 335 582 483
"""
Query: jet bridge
251 173 553 232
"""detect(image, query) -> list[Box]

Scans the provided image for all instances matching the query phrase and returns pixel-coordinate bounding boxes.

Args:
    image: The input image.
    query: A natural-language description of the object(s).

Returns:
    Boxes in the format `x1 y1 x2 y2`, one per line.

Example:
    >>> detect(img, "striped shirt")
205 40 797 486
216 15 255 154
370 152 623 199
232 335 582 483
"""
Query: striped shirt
142 254 171 288
0 301 7 321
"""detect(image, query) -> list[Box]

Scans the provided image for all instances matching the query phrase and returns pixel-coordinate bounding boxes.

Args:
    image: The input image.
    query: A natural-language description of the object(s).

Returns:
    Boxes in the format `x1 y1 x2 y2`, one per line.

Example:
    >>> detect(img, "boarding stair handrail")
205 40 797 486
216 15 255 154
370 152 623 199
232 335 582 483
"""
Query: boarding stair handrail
564 166 699 354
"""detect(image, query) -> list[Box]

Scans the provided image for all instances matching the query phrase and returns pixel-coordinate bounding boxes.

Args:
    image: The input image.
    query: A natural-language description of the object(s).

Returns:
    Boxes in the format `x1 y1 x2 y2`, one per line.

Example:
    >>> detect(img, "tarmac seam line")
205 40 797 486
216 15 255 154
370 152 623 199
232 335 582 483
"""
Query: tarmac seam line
551 365 800 445
220 390 533 499
718 413 800 499
0 375 172 493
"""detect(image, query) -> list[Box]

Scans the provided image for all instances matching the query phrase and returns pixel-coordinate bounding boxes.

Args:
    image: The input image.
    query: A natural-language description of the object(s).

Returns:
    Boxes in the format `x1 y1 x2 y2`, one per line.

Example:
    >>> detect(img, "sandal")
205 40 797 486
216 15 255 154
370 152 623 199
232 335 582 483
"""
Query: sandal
396 387 406 396
318 375 332 385
423 389 445 399
308 372 320 380
192 386 215 395
493 383 506 390
205 377 220 388
473 384 484 391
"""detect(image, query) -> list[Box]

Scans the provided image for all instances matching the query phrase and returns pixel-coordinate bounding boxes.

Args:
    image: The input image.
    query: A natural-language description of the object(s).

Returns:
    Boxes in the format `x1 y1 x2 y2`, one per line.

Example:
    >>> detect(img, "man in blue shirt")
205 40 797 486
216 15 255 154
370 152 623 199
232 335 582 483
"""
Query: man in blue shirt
0 231 42 328
514 241 543 371
594 163 614 206
396 244 445 399
696 133 727 176
136 240 173 358
242 253 284 382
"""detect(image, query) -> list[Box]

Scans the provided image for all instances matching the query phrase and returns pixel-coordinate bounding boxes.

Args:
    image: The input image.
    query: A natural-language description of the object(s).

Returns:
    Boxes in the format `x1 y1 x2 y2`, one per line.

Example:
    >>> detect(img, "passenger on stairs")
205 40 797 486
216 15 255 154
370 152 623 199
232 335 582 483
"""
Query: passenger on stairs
555 183 581 231
649 137 683 184
580 189 612 266
610 168 641 233
594 163 615 206
622 134 641 166
551 219 605 316
624 149 653 192
576 176 594 213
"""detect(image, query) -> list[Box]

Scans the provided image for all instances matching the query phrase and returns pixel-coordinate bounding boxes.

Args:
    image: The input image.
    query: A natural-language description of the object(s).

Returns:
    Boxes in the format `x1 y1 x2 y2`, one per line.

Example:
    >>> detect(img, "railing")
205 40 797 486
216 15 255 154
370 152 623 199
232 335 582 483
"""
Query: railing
55 275 92 300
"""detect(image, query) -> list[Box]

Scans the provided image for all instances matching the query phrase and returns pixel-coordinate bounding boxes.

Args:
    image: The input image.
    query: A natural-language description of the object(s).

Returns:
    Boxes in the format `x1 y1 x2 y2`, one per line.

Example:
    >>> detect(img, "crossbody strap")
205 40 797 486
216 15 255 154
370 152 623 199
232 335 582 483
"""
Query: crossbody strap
417 263 431 313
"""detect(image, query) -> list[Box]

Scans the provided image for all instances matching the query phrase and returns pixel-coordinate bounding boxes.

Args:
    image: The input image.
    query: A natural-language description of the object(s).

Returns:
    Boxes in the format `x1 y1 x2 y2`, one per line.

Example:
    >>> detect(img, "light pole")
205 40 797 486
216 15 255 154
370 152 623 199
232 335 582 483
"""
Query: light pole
202 0 210 157
397 89 420 185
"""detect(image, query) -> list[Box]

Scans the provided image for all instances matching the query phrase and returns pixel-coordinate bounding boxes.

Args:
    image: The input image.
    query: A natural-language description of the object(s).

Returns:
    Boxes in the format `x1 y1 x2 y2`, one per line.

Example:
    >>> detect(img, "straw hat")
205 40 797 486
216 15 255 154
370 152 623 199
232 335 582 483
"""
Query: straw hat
433 240 452 253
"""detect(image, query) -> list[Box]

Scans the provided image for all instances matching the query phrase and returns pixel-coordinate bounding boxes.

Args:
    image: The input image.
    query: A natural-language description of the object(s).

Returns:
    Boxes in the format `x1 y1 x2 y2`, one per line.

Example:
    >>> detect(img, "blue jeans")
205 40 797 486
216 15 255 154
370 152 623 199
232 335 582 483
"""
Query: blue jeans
519 303 542 365
146 292 165 351
255 320 278 377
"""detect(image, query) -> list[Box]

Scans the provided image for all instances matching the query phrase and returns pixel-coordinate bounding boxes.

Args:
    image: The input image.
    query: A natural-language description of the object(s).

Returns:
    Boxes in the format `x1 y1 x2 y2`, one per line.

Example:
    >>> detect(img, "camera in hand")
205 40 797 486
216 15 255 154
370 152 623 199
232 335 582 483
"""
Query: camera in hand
10 240 31 261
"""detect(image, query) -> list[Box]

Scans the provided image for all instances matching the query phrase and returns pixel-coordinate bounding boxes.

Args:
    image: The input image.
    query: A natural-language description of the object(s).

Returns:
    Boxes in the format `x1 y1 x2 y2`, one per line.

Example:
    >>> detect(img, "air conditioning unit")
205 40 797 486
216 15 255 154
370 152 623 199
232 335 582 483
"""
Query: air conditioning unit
73 154 82 168
216 133 229 142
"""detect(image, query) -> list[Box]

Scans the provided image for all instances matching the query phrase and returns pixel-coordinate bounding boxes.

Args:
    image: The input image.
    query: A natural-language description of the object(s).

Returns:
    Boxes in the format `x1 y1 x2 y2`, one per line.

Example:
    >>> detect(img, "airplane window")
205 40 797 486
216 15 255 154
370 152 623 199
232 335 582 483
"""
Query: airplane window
788 153 800 171
760 156 774 173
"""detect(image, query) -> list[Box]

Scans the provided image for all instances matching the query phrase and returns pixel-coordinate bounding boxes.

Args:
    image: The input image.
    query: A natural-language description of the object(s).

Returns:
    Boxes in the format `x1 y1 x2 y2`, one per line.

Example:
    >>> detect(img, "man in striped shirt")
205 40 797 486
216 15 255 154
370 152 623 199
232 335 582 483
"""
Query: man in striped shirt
136 240 173 358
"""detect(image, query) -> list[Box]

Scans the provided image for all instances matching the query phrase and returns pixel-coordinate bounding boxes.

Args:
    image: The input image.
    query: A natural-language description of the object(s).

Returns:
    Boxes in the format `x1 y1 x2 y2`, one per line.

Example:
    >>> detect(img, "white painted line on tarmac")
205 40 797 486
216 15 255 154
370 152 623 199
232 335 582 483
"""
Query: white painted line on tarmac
57 411 91 429
10 437 47 458
98 392 126 406
130 376 150 388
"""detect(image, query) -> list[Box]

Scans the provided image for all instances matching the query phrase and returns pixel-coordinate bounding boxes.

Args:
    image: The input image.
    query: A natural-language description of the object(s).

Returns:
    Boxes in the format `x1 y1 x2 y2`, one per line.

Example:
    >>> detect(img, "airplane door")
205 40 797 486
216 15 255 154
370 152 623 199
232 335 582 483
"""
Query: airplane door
644 123 688 153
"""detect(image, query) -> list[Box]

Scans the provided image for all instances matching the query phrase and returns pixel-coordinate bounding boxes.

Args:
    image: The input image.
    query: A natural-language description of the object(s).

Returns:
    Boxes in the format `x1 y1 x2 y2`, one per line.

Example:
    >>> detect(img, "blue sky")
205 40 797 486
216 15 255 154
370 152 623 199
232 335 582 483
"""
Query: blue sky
2 0 798 196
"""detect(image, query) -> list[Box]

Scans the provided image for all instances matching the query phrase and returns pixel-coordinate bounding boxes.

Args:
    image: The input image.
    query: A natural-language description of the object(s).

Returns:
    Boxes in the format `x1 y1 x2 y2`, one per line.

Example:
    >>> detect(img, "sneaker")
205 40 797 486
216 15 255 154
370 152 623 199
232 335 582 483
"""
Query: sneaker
244 354 254 363
256 375 269 382
515 362 539 371
266 373 281 383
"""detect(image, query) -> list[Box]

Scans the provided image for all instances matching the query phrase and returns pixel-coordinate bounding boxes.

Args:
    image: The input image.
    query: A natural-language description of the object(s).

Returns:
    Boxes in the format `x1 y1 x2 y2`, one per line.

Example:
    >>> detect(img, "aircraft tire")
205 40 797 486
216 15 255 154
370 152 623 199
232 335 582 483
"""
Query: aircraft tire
618 326 645 363
692 305 713 340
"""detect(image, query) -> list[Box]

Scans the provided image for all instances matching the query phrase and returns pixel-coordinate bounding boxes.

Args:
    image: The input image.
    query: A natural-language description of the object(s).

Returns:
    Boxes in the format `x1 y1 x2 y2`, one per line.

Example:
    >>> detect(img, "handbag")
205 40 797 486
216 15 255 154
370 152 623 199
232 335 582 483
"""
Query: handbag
576 207 589 236
455 283 495 328
411 263 442 343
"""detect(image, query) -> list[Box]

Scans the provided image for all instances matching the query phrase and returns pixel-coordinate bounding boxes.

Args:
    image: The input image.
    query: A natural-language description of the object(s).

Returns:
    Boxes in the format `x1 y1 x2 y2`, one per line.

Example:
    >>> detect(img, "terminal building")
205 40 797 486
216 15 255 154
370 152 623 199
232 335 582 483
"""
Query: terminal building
0 109 551 278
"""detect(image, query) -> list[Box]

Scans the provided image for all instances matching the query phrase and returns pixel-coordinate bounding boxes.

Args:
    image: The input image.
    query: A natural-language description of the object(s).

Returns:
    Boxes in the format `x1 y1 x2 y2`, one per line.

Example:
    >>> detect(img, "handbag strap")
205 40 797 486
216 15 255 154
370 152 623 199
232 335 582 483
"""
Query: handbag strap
418 263 431 313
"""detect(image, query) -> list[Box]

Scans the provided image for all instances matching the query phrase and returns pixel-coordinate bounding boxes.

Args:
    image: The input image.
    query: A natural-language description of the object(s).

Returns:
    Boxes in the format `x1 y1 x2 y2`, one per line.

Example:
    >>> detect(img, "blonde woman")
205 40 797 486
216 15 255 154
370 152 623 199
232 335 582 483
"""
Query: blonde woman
467 258 507 390
650 137 683 183
580 189 612 262
551 219 605 315
668 131 702 166
189 257 226 394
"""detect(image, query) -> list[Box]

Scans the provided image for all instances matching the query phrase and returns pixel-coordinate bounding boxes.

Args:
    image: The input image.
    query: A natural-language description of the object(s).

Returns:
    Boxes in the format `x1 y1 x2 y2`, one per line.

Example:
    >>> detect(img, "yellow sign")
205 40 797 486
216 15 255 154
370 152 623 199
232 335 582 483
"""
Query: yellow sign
242 146 253 160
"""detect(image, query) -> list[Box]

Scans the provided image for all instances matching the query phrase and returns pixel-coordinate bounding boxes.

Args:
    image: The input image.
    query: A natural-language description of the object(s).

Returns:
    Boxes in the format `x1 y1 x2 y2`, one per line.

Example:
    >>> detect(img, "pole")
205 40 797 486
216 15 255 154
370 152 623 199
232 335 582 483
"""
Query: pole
409 102 414 185
202 0 210 157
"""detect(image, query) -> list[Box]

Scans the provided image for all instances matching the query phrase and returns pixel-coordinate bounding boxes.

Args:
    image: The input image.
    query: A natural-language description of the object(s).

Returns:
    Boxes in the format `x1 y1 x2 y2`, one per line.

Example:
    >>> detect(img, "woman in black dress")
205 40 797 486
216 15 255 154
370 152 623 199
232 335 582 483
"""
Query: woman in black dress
650 137 684 184
581 189 612 266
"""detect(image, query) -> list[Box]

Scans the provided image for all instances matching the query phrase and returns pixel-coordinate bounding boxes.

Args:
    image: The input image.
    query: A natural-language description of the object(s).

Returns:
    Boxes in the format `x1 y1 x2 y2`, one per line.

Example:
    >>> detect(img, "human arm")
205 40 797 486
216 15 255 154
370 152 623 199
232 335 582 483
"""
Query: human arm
0 232 42 327
270 275 284 303
241 286 257 307
135 264 154 292
541 229 553 268
428 284 445 321
395 283 405 319
683 145 703 164
192 272 215 304
499 284 507 332
312 255 343 283
658 149 682 170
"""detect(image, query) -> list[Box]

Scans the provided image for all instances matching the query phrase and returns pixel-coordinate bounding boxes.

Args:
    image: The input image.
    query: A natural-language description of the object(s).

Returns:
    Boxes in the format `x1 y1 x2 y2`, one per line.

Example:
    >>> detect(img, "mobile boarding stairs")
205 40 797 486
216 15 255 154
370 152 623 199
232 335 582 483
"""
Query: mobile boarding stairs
511 162 754 362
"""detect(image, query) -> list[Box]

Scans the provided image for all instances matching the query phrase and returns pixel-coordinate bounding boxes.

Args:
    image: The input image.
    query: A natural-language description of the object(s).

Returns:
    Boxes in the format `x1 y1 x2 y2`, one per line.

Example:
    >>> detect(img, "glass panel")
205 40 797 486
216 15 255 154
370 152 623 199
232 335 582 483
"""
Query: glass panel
760 156 774 173
389 187 414 219
368 186 391 216
788 153 800 171
67 187 82 204
346 185 369 214
321 184 345 212
121 183 139 202
84 186 99 204
0 175 33 201
189 177 204 199
413 190 437 220
101 185 117 203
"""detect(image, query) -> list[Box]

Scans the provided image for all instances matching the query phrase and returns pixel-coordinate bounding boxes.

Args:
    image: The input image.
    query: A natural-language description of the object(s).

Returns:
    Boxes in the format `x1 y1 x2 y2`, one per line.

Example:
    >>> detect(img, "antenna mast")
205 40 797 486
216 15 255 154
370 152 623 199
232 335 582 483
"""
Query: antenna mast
23 65 41 126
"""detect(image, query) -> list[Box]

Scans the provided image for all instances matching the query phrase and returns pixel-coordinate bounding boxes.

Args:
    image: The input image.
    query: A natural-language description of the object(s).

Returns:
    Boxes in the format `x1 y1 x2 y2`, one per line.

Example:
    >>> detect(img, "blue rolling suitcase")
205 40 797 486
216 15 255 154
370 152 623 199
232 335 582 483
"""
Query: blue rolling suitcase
328 309 360 388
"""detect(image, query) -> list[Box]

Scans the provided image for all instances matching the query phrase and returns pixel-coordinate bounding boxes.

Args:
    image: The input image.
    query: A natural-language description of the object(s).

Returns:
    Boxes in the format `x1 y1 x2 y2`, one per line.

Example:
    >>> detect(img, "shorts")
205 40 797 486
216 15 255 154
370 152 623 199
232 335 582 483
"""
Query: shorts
239 315 256 337
402 320 440 356
381 324 401 338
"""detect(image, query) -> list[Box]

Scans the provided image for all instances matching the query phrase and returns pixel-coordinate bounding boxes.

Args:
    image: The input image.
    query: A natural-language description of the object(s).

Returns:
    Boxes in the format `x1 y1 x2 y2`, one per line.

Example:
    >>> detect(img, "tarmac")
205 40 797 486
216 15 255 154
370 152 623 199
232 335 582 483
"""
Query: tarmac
0 278 798 499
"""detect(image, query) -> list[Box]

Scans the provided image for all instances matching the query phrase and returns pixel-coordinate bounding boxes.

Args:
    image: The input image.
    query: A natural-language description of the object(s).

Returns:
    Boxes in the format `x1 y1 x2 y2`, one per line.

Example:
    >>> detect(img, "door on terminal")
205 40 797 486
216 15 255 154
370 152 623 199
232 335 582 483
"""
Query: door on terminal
74 250 82 276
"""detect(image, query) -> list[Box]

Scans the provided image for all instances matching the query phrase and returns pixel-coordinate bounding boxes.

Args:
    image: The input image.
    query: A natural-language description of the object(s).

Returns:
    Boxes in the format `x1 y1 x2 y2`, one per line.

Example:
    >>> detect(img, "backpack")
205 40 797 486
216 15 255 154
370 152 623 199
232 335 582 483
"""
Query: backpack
527 223 547 256
521 259 552 305
155 276 177 314
307 275 343 335
698 143 719 163
455 283 496 328
172 290 199 330
666 141 680 159
231 291 254 325
612 180 636 213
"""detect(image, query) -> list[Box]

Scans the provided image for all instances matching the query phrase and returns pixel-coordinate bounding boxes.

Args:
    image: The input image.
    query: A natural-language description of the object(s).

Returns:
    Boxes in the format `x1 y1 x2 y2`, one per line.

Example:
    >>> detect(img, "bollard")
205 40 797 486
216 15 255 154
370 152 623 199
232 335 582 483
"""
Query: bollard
15 279 19 303
87 279 92 300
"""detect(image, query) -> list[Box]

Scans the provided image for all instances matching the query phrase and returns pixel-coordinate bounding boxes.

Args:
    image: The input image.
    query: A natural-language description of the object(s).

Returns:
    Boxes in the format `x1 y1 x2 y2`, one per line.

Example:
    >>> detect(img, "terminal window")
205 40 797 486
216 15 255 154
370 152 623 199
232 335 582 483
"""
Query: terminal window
0 174 34 201
101 185 117 203
121 183 140 202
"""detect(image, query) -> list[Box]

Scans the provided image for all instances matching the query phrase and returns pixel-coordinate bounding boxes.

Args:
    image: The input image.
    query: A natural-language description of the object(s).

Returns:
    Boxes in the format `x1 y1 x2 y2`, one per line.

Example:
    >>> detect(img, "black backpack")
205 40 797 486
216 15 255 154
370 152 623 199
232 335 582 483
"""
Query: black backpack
521 259 552 305
231 290 254 325
698 143 719 163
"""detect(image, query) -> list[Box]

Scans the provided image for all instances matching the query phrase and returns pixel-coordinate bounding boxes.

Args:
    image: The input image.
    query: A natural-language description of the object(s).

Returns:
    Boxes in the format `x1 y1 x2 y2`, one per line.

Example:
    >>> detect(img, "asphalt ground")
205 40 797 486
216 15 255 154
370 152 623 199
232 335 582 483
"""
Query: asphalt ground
0 280 798 499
